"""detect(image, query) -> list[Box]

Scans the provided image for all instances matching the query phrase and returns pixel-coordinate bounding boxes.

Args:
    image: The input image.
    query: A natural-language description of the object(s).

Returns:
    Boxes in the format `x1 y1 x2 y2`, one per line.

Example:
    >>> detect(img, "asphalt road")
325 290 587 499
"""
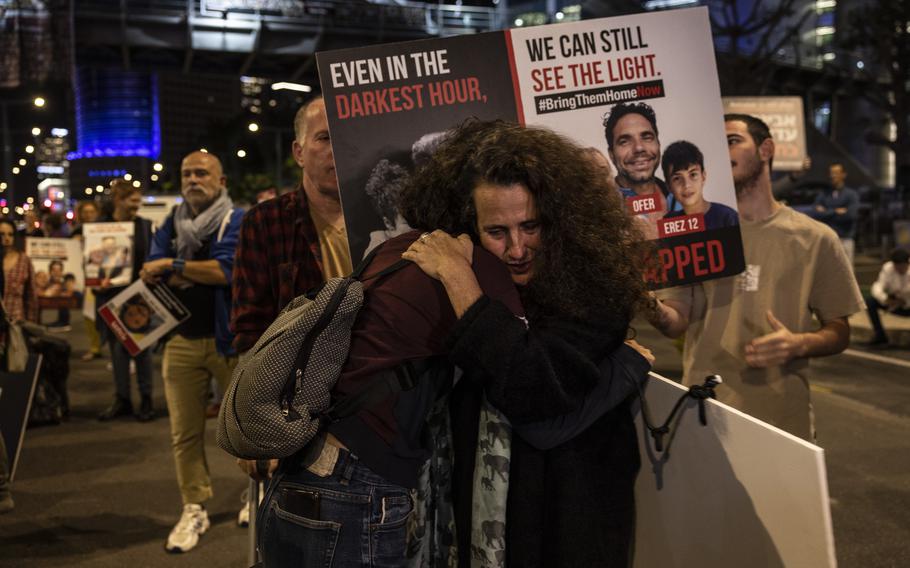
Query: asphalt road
2 312 909 567
0 315 249 567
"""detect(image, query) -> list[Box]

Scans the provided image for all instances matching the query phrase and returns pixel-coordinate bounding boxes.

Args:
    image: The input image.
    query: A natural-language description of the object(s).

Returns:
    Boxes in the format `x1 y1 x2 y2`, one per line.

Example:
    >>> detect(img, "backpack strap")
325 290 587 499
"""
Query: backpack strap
350 239 411 282
280 277 355 420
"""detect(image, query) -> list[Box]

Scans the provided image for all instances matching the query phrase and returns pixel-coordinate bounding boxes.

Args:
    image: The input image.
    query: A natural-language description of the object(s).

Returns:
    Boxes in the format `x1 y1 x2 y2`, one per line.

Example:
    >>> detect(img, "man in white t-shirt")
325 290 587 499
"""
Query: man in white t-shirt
865 248 910 348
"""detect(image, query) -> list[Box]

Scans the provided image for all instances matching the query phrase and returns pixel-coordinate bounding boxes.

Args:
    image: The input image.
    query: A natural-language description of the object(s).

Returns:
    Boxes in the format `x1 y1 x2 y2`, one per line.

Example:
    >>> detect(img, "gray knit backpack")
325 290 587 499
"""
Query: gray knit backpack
217 246 414 459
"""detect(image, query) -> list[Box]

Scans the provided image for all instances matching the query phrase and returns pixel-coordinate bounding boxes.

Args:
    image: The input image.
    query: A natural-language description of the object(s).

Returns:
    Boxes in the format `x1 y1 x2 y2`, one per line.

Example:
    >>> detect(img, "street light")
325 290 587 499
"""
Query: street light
25 145 34 154
248 122 260 132
11 167 19 175
31 127 41 136
33 97 46 108
124 173 132 181
271 82 312 93
17 158 26 166
153 162 163 172
237 149 247 158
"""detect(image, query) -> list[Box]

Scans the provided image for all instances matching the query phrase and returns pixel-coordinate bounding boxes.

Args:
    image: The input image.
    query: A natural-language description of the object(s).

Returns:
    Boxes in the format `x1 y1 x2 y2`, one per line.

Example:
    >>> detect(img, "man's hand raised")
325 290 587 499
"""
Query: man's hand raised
744 311 807 368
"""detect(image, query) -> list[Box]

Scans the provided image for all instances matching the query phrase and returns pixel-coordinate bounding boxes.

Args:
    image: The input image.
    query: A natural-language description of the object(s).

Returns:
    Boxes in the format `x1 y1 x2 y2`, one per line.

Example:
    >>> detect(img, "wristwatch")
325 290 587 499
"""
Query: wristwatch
172 258 186 274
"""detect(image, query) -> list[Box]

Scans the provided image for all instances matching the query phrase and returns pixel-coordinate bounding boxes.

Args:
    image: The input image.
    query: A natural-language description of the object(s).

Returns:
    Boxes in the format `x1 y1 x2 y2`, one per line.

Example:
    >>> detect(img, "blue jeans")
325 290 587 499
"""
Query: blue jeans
259 446 413 568
54 308 70 326
111 340 153 399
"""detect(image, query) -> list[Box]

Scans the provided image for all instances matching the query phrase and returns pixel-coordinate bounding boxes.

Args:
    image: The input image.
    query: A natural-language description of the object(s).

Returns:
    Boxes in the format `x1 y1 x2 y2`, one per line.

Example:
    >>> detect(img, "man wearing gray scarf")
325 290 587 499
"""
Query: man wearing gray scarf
141 150 246 554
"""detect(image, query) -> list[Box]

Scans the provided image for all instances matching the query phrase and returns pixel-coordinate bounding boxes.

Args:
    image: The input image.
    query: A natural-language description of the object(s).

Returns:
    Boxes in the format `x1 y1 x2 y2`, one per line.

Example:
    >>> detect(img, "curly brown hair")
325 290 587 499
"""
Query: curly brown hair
400 119 653 322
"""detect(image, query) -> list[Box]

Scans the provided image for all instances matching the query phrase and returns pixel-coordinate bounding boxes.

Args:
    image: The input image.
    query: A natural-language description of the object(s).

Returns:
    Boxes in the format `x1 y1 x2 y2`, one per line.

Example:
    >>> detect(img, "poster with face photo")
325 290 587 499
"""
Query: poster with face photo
25 238 85 309
317 6 743 288
82 222 134 288
98 280 190 356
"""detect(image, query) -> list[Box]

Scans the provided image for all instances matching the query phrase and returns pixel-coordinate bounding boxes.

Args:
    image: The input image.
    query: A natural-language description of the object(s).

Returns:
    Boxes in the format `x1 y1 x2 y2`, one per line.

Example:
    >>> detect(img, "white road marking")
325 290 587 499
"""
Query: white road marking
841 348 910 369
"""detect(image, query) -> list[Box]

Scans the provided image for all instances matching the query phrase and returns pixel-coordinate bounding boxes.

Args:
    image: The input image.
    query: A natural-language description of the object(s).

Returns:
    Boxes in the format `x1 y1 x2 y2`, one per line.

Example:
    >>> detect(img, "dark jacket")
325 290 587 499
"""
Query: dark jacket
449 296 640 568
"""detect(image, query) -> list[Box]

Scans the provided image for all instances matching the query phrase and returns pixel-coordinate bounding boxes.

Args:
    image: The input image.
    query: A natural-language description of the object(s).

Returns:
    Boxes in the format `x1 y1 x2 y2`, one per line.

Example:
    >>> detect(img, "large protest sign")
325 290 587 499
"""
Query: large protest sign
634 373 836 567
0 355 42 482
318 32 520 261
25 237 85 309
317 6 744 288
98 280 190 356
82 222 134 288
723 96 807 171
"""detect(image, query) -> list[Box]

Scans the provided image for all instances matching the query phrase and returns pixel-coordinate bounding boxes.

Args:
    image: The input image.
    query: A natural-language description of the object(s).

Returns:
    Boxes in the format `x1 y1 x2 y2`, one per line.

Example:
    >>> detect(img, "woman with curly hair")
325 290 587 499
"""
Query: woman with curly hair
401 119 654 567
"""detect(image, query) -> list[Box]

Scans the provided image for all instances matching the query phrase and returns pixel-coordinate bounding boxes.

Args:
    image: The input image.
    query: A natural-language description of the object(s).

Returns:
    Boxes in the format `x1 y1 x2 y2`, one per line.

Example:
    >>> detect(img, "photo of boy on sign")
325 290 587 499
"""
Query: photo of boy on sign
118 295 162 335
661 140 739 233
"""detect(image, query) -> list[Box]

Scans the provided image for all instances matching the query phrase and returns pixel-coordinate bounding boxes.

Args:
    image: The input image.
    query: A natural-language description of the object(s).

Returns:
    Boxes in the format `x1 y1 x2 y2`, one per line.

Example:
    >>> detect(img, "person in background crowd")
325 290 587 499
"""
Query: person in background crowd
0 429 12 513
0 218 38 517
42 212 71 239
811 162 859 265
18 211 42 239
771 156 812 198
71 200 104 360
0 219 38 326
864 248 910 348
95 180 154 423
142 150 245 554
650 114 864 441
70 200 100 238
230 96 351 521
661 140 739 230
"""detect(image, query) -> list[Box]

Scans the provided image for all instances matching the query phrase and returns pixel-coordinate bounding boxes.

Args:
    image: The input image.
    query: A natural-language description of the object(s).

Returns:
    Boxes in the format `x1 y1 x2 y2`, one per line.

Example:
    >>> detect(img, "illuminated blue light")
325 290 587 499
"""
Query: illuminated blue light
87 169 128 178
67 69 161 160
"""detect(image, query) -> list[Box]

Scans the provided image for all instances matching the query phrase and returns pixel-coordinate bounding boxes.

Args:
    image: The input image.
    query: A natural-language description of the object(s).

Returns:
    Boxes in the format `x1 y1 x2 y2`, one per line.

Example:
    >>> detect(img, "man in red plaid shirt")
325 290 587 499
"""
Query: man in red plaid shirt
230 96 353 354
230 97 353 504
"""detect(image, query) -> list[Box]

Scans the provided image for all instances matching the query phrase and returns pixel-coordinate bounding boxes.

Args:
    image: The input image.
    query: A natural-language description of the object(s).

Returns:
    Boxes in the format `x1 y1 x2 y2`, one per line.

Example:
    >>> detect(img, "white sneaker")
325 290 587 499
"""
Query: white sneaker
238 500 251 527
237 483 264 527
165 504 210 553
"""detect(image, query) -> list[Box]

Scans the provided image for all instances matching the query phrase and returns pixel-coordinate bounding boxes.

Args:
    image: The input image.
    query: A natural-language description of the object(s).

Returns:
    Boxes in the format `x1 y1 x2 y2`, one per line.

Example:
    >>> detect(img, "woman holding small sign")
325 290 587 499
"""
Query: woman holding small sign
95 180 155 423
